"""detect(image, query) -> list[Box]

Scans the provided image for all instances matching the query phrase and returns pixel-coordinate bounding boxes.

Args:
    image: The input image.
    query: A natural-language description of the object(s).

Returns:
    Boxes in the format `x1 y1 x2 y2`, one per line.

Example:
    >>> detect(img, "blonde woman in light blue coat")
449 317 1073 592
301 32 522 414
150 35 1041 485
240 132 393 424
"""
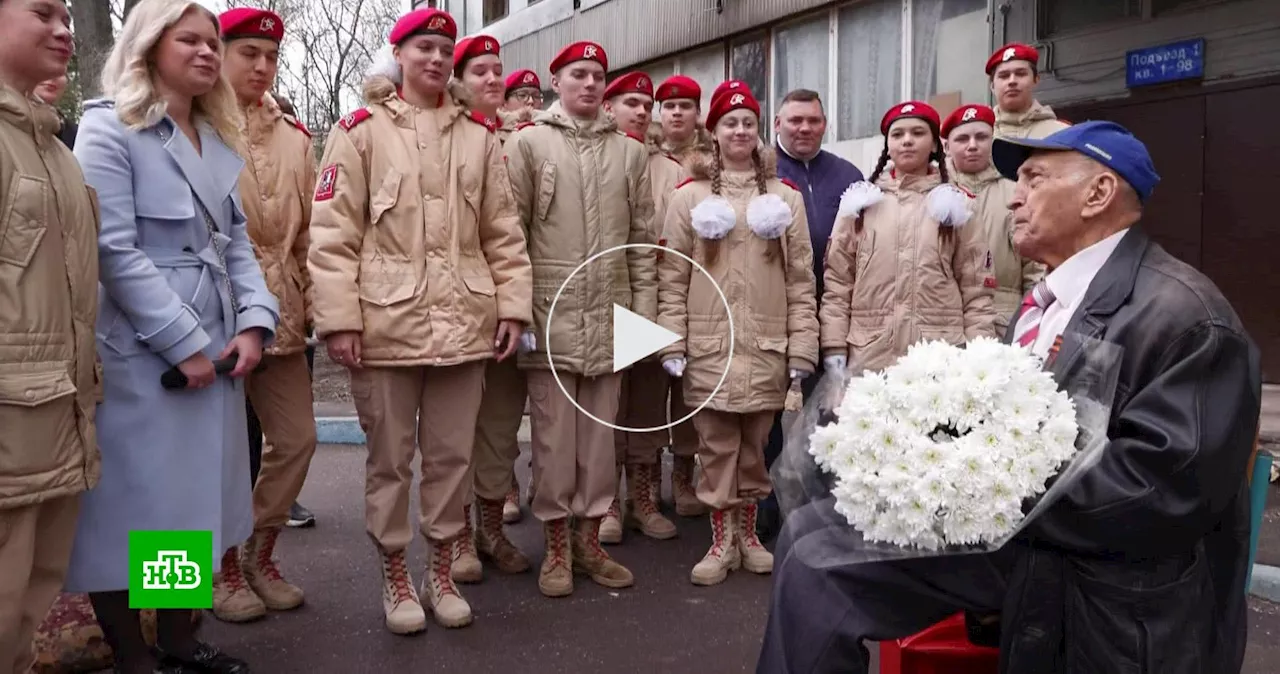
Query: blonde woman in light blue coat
63 1 278 672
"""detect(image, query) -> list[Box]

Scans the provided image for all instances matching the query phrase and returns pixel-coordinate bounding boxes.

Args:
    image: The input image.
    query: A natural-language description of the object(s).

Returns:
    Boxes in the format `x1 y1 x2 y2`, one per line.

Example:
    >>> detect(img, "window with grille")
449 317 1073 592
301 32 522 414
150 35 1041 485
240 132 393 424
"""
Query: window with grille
1038 0 1141 36
483 0 508 25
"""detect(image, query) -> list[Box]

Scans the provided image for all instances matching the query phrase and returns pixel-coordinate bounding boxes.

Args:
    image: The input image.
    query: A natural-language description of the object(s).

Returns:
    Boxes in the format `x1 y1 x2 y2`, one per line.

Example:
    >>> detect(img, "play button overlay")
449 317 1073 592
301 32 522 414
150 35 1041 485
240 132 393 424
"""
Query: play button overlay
544 243 735 434
613 304 681 373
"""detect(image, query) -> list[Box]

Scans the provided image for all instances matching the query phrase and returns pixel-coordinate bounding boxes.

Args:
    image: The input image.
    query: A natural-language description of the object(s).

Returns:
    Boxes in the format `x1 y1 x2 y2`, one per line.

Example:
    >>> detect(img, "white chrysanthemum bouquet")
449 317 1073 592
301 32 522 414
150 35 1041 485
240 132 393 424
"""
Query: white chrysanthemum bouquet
807 336 1082 551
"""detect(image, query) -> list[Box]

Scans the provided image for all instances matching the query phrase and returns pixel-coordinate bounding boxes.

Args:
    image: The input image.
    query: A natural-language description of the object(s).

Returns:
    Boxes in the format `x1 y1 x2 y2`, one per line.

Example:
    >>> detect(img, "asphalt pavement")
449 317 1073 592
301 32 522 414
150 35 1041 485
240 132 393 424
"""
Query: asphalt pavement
191 444 1280 674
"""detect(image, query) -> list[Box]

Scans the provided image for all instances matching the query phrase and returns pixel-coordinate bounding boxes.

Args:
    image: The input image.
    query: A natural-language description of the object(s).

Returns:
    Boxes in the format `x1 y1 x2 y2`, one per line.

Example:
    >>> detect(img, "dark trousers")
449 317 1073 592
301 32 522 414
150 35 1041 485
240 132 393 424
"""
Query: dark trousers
249 345 315 487
756 497 1012 673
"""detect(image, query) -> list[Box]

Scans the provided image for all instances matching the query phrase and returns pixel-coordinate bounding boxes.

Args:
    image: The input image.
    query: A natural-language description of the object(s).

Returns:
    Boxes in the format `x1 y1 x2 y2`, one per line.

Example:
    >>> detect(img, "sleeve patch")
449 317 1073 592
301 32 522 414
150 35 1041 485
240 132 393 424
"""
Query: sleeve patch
467 110 498 133
337 108 372 131
780 178 801 192
315 165 338 202
983 276 998 289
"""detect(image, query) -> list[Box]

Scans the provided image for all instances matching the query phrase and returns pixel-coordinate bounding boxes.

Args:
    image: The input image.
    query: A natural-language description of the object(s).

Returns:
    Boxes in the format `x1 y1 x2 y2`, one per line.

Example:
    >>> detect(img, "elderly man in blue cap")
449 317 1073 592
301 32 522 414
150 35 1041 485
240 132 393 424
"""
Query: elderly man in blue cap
756 121 1261 674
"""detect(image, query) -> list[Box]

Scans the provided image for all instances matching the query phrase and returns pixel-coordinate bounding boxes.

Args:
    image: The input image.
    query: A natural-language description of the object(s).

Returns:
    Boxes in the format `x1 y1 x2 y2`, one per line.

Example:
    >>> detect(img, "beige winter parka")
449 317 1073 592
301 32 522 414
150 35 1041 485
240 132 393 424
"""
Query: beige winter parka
504 102 658 377
951 164 1045 334
820 169 996 372
0 84 101 508
644 123 687 243
308 77 533 367
657 148 819 414
994 100 1070 140
236 93 316 356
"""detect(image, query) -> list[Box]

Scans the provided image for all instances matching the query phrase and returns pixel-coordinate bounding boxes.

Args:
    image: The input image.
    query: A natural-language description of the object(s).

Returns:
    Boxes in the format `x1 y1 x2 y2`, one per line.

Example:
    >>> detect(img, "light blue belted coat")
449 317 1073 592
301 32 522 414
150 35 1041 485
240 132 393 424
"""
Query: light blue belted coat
64 100 280 592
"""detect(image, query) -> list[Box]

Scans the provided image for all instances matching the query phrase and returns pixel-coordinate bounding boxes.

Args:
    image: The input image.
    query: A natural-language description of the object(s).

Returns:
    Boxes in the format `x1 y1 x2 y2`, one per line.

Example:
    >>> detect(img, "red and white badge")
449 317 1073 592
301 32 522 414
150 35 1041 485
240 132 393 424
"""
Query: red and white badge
315 165 338 202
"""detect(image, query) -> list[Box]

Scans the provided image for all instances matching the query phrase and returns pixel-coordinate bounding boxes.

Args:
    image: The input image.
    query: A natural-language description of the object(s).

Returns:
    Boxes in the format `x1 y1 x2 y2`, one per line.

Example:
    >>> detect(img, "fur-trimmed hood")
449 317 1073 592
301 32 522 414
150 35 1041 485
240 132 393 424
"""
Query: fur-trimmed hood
684 143 779 182
498 105 534 130
361 74 472 111
531 101 617 136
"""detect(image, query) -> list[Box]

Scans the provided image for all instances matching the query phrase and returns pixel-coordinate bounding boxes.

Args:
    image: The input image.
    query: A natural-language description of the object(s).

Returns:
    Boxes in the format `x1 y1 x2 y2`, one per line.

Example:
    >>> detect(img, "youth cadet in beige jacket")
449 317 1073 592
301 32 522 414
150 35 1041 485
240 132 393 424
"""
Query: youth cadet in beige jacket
503 40 658 599
987 43 1071 141
650 74 710 518
601 70 684 545
0 2 100 669
822 102 996 374
308 8 531 635
213 7 318 624
943 104 1044 335
447 33 532 585
658 86 818 587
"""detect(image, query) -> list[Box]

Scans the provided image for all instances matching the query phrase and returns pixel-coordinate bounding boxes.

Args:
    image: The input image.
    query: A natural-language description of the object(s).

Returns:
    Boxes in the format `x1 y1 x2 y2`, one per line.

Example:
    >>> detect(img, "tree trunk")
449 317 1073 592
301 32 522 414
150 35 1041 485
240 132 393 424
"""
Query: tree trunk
69 0 114 100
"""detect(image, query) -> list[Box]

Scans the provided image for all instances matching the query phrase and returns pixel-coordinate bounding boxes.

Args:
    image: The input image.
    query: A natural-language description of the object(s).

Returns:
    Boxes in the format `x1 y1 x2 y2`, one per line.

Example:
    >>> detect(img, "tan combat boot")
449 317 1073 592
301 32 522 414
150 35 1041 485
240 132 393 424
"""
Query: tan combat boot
476 497 530 574
691 508 741 586
599 465 624 544
503 474 522 524
379 548 426 635
671 456 707 517
571 517 635 589
451 504 483 584
422 538 473 628
625 462 677 540
539 518 573 598
211 546 266 623
736 501 774 574
242 527 304 610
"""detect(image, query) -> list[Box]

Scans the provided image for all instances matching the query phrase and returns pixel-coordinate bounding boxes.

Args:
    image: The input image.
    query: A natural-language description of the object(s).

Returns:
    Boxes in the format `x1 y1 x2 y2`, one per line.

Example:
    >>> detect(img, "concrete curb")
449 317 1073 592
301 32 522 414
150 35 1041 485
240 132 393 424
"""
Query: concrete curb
1251 564 1280 603
316 416 532 445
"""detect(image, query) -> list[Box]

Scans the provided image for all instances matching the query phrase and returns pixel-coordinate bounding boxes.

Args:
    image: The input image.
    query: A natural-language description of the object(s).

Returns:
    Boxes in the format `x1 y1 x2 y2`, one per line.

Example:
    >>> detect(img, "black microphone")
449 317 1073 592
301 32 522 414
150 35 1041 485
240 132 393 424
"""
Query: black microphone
161 357 267 390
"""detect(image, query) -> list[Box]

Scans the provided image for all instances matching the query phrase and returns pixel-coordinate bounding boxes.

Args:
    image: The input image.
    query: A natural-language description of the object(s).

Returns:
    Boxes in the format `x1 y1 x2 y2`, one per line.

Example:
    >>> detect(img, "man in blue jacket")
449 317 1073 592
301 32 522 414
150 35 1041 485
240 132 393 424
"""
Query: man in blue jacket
757 89 864 541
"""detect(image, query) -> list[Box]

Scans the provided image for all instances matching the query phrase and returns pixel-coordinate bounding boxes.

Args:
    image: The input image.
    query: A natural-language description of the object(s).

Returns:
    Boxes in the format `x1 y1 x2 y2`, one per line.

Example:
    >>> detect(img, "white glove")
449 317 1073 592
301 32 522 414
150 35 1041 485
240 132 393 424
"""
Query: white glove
662 358 686 378
823 355 847 372
790 369 810 381
518 330 537 354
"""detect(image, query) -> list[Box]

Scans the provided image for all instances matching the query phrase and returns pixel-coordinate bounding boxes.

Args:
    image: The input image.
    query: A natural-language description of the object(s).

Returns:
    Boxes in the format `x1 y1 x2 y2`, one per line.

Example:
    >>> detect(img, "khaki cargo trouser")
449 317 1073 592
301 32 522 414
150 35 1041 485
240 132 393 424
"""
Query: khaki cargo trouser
0 495 79 674
692 409 773 510
247 352 318 530
469 356 525 502
351 362 486 547
669 382 699 458
526 370 621 522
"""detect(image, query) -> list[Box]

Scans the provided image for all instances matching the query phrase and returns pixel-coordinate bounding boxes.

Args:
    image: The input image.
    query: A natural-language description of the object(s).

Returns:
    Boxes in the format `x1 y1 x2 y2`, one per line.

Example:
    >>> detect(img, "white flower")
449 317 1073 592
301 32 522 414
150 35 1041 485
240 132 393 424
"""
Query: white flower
690 195 736 240
809 336 1081 551
746 193 790 240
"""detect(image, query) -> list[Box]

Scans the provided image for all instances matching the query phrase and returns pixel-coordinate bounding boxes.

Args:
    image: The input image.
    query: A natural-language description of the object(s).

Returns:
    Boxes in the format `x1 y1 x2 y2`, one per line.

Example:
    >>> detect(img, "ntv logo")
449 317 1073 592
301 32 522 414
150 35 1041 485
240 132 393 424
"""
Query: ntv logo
142 550 202 590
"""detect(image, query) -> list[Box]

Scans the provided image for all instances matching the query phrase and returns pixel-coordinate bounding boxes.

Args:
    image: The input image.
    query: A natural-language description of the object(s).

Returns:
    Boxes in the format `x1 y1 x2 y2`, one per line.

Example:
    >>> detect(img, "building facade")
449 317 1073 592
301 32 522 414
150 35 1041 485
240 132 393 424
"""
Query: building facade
419 0 1280 381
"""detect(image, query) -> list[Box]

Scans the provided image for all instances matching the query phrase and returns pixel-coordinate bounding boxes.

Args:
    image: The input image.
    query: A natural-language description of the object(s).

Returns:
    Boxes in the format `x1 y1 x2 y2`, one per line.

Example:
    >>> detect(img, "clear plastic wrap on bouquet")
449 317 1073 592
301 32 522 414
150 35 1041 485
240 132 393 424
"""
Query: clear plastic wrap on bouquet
768 335 1123 569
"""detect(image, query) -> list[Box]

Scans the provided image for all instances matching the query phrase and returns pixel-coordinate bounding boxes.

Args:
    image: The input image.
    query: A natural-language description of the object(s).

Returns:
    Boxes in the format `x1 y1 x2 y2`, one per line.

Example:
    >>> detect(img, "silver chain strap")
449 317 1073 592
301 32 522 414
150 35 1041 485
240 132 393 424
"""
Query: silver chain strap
196 199 240 316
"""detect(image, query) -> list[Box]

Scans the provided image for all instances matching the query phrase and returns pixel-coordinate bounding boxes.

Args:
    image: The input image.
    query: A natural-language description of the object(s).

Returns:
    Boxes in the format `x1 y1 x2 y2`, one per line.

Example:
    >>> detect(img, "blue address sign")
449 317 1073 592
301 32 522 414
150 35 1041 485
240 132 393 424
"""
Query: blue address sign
1126 38 1205 88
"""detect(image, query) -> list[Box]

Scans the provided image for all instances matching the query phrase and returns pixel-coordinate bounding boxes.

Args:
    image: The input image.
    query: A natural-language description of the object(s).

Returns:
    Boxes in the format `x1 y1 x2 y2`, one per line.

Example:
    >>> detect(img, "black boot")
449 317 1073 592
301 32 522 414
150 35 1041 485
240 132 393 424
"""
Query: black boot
155 642 249 674
286 501 316 528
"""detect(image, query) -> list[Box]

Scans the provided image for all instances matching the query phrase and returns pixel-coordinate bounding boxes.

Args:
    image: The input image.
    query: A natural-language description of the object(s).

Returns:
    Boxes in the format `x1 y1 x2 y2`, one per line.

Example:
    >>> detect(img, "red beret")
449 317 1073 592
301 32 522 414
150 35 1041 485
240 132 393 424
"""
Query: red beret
219 8 284 43
453 35 500 71
940 104 996 137
655 75 701 103
986 43 1040 75
880 101 941 135
389 8 457 46
603 72 654 101
550 41 607 75
711 79 751 103
505 69 541 94
705 88 760 131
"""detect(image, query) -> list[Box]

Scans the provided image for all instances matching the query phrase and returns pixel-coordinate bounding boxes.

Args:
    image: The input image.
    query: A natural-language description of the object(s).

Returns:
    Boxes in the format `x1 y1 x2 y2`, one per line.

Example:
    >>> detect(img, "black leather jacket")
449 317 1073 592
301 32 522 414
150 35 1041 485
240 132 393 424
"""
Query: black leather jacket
999 227 1261 673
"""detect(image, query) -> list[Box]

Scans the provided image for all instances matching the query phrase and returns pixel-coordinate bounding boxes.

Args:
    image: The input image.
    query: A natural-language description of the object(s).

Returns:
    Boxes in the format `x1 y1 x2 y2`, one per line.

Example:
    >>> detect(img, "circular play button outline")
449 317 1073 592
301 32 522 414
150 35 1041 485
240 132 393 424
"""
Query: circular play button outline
544 243 735 433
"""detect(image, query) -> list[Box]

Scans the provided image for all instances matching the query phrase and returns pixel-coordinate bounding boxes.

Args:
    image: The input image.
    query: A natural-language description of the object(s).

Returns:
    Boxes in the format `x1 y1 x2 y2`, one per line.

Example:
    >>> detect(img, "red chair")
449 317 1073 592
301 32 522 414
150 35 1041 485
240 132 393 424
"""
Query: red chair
879 613 999 674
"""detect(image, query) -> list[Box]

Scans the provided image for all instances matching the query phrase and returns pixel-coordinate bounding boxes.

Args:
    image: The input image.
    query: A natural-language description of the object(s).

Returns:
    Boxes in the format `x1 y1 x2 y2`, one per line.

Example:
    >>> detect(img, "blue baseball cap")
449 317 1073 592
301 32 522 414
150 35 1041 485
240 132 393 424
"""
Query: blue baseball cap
992 121 1161 202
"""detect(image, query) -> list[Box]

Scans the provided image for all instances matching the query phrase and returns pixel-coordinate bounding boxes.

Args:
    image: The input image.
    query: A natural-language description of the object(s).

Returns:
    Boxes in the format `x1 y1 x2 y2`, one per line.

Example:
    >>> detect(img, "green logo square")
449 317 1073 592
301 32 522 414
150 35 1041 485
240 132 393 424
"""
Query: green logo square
128 530 213 609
